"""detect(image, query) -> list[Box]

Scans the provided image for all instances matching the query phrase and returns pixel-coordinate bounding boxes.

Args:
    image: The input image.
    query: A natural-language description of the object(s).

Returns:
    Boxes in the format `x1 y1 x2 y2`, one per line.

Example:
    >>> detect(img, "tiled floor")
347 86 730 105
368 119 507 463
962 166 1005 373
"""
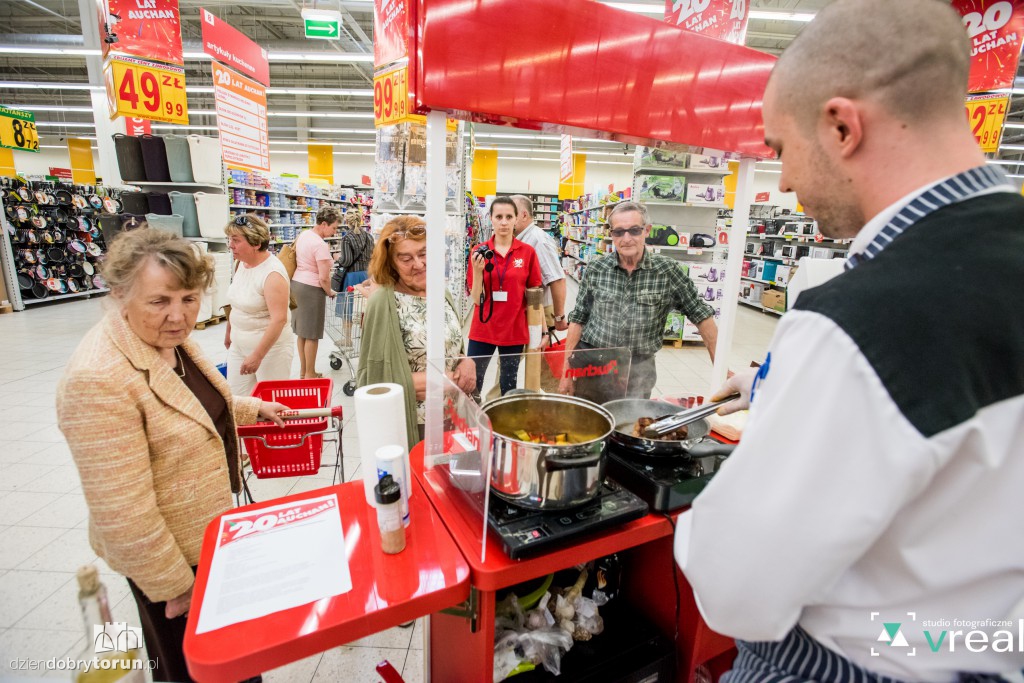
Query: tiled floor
0 293 776 682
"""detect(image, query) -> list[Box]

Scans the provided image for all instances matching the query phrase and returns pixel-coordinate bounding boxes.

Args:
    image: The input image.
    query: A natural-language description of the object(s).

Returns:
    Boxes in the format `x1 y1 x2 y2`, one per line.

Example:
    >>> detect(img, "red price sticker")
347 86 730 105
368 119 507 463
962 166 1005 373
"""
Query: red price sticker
373 64 414 127
965 93 1009 153
104 56 189 125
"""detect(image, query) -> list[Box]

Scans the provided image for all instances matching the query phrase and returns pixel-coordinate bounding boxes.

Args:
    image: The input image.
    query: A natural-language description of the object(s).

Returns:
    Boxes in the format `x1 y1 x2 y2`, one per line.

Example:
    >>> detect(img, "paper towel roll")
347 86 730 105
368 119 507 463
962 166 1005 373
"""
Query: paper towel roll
353 383 412 507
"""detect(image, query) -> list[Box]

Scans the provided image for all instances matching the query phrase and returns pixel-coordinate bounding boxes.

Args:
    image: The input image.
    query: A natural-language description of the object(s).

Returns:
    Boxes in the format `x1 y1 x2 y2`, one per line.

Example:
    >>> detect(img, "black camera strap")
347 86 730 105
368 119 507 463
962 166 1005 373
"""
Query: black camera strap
479 266 495 324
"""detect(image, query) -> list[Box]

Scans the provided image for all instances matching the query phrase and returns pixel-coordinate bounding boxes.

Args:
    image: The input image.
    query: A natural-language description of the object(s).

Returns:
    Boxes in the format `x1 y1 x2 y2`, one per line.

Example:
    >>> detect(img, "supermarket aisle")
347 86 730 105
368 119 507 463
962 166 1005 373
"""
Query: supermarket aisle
0 294 775 682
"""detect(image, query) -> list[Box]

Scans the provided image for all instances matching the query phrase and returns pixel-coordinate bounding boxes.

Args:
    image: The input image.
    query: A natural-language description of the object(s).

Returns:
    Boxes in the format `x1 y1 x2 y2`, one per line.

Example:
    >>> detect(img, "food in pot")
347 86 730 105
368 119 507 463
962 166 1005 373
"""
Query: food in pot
633 417 688 441
511 430 576 445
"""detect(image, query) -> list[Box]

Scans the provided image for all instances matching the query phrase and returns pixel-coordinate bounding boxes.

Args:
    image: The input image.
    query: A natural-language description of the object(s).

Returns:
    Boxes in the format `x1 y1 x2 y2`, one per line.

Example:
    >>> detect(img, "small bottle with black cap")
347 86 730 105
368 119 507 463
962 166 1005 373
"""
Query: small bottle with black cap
375 474 406 554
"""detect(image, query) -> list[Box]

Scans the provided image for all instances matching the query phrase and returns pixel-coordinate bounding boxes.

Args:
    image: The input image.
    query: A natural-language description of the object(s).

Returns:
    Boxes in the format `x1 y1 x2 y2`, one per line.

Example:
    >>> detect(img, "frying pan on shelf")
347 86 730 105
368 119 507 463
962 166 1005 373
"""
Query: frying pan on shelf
601 398 736 459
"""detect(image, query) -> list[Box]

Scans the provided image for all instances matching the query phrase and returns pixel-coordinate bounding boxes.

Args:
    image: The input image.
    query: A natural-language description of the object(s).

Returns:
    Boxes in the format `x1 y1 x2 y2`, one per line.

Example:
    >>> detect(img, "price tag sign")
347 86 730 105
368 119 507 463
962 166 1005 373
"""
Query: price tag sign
965 93 1009 153
104 56 189 125
0 105 39 153
373 64 413 127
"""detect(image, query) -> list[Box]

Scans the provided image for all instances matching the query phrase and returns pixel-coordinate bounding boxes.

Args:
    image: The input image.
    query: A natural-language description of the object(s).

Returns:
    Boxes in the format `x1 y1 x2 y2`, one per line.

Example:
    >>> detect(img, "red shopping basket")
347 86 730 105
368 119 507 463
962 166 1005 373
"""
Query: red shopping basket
238 378 333 478
543 333 567 379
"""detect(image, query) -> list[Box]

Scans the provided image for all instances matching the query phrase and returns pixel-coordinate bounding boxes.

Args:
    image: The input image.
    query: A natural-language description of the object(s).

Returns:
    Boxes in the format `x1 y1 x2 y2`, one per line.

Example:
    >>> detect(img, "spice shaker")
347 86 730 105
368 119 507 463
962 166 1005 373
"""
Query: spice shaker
375 474 406 554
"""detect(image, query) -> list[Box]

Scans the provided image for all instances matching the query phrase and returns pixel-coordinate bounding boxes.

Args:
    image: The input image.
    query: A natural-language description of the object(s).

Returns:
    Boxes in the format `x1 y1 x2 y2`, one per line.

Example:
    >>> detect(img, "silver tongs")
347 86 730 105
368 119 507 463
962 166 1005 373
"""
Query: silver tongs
641 393 740 438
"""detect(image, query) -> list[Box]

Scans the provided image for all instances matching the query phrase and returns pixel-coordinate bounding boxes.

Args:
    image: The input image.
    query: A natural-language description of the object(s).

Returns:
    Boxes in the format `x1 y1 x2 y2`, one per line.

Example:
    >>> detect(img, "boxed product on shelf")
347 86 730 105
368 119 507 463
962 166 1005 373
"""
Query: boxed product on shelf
762 289 786 312
747 282 766 303
809 247 832 259
646 224 680 246
637 175 686 203
696 283 723 304
687 263 720 283
774 265 794 286
761 261 779 282
638 147 688 168
685 183 725 205
664 312 685 340
683 319 701 339
748 260 764 280
687 154 725 170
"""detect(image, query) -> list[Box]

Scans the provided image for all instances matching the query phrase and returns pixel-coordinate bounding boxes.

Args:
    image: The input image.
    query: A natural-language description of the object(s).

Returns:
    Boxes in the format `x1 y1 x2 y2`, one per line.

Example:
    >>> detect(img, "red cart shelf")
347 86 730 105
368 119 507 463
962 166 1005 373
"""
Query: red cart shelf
183 480 470 683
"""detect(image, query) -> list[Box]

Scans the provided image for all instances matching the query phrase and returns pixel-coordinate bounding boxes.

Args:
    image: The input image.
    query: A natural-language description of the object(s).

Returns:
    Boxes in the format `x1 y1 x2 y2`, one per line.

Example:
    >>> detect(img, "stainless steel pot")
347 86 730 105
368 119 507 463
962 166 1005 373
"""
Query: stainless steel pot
484 394 614 510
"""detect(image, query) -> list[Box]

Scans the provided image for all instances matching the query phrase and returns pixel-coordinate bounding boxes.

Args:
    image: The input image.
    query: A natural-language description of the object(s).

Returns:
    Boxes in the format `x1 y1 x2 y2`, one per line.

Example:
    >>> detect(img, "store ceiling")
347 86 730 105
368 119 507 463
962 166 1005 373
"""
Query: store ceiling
0 0 1021 174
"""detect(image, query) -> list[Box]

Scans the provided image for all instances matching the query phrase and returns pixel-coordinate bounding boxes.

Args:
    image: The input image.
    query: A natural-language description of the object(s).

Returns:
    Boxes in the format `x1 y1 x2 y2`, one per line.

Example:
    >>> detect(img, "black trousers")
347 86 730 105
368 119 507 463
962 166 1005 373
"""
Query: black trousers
127 570 196 683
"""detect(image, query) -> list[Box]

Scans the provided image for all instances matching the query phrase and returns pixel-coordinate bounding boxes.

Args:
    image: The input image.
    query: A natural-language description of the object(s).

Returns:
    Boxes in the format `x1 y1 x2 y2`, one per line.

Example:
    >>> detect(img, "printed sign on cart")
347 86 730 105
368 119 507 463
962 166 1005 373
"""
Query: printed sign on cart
665 0 750 45
965 93 1009 153
374 0 409 67
0 105 39 153
200 7 270 86
951 0 1024 92
212 62 269 171
196 493 352 634
104 56 188 125
97 0 184 65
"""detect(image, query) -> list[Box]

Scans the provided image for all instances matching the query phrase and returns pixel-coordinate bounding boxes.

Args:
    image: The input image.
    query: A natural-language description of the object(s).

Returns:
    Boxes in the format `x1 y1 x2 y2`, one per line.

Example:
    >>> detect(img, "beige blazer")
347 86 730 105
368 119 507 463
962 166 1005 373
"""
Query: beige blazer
57 311 262 602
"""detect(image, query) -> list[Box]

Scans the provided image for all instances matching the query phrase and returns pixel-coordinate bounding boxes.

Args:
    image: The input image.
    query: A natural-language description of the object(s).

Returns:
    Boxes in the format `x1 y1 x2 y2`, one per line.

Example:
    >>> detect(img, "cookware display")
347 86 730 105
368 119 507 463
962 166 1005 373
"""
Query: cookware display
5 181 111 301
484 394 615 510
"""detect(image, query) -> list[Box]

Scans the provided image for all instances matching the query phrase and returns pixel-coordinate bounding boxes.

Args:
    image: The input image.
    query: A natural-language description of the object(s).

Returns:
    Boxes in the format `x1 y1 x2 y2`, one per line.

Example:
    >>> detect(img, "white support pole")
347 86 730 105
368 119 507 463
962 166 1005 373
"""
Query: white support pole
424 110 447 454
710 157 757 391
78 0 124 186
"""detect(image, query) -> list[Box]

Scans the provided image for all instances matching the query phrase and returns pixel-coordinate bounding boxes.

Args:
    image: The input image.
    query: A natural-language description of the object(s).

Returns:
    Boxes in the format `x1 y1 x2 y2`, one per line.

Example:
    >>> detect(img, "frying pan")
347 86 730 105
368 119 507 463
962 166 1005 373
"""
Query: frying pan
602 398 736 459
17 272 33 290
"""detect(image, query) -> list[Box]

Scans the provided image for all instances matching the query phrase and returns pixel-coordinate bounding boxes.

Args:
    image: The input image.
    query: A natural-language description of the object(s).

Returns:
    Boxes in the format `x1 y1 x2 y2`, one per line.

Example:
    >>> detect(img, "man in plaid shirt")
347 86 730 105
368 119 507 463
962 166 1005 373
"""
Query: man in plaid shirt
560 201 718 400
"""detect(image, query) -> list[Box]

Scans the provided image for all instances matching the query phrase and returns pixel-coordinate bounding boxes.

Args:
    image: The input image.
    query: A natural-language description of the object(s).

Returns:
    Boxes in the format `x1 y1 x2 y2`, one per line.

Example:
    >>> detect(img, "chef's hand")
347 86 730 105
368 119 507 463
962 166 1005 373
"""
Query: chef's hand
164 586 193 619
558 375 575 396
240 352 262 375
712 368 757 416
449 358 477 395
258 401 290 427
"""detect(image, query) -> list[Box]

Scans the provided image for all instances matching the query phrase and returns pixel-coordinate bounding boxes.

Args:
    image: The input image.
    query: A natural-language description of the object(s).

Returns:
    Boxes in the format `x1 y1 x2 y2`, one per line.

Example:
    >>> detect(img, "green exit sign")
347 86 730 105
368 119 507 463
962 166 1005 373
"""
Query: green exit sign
304 17 340 39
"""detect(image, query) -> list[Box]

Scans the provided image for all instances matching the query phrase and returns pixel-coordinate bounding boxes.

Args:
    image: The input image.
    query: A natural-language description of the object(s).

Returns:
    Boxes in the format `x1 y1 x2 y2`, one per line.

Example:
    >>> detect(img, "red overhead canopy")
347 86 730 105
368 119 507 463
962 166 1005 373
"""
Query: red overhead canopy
411 0 777 158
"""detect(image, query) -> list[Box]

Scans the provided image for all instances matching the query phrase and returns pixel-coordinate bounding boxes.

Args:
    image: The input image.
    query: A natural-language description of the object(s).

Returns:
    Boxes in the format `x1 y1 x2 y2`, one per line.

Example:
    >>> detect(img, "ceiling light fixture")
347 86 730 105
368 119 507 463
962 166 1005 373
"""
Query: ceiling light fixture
308 128 377 134
34 121 96 127
0 82 102 91
0 45 374 64
599 3 815 21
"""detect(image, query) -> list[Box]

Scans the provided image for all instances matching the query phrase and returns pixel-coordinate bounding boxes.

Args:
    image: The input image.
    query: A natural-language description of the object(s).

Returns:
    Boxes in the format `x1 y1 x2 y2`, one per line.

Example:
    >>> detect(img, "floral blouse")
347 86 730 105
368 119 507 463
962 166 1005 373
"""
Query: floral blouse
395 292 464 423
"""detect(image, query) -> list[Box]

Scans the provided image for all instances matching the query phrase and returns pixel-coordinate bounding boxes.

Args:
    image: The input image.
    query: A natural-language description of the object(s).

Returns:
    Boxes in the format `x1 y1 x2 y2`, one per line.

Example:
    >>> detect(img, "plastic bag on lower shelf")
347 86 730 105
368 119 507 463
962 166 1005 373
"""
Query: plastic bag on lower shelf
493 626 574 682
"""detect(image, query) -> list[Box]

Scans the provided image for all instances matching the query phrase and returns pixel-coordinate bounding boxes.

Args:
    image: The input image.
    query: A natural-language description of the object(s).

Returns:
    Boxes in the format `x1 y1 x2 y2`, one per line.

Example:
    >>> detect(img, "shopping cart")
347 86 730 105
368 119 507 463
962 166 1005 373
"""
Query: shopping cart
326 287 366 396
237 378 345 503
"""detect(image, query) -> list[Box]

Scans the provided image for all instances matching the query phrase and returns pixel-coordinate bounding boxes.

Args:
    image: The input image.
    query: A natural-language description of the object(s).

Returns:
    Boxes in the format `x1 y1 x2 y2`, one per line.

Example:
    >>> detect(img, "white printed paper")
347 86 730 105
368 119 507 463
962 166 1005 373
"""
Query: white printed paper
195 494 352 633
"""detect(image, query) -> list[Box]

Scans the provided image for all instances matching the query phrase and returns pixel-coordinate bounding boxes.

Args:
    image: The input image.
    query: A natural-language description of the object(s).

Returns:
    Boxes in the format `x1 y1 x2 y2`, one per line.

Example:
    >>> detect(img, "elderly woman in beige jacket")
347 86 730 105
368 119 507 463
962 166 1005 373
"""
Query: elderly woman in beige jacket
57 229 287 683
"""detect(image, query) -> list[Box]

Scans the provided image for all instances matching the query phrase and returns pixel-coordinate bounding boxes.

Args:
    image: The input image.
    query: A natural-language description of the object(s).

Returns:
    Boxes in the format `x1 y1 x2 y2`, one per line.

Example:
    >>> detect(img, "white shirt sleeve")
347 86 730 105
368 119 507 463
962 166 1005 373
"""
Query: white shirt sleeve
674 310 937 641
527 227 564 287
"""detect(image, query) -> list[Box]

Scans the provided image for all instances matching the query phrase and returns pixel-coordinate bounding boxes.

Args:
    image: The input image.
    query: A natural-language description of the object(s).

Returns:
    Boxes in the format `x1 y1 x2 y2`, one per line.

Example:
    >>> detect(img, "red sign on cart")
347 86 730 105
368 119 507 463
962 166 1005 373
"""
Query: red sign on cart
98 0 184 65
201 8 270 86
952 0 1024 92
665 0 750 45
212 62 269 171
374 0 409 67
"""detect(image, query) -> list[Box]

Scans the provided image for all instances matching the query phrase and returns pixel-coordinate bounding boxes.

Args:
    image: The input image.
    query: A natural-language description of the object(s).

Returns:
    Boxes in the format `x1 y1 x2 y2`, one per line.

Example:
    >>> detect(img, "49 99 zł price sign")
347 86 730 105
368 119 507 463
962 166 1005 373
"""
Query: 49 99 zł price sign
104 56 189 125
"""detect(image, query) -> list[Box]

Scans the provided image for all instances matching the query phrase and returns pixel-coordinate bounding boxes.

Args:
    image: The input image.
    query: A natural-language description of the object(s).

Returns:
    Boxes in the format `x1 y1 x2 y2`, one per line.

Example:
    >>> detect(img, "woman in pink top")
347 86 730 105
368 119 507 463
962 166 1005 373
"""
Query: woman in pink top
291 206 341 378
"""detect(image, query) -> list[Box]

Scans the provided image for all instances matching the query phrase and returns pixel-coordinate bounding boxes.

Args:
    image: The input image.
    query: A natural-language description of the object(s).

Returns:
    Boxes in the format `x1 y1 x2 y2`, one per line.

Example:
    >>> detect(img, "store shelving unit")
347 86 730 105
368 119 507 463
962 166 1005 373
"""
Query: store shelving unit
739 209 851 315
631 148 731 342
500 190 561 232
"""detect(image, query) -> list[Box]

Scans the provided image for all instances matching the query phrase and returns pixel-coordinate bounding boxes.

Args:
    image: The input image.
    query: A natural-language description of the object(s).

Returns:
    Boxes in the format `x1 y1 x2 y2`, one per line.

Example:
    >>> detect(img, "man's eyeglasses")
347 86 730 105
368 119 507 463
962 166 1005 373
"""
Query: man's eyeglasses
387 224 427 243
609 226 644 239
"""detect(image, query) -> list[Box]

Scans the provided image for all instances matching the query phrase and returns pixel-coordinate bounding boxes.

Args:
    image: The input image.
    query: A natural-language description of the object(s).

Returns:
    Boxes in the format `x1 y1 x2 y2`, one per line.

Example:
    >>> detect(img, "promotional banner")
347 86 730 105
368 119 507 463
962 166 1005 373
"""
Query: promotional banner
951 0 1024 92
104 56 188 125
126 116 152 136
374 0 409 67
373 63 415 126
97 0 184 65
965 92 1009 152
0 105 39 153
201 8 270 86
665 0 750 45
212 62 269 171
560 135 573 183
755 191 770 203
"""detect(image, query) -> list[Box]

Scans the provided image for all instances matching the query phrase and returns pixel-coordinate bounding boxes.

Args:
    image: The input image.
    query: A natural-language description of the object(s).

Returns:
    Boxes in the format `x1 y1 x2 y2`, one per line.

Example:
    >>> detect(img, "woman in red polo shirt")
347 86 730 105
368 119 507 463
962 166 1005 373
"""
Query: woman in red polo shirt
468 196 542 398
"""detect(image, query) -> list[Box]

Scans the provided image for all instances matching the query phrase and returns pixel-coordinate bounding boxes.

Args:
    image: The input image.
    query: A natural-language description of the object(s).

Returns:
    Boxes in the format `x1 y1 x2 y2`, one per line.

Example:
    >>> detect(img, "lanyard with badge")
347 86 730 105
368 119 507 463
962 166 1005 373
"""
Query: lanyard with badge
492 254 510 302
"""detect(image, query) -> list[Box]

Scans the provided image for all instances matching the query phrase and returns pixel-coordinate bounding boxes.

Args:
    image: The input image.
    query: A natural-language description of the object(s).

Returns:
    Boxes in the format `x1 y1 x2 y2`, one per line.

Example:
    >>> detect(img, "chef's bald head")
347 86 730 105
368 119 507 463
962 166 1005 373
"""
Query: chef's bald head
767 0 970 130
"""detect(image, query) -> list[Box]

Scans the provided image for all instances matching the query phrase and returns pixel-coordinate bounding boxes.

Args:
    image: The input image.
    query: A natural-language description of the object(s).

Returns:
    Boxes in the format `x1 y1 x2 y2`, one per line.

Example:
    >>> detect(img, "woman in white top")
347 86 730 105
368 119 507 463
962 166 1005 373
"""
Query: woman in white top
224 214 295 394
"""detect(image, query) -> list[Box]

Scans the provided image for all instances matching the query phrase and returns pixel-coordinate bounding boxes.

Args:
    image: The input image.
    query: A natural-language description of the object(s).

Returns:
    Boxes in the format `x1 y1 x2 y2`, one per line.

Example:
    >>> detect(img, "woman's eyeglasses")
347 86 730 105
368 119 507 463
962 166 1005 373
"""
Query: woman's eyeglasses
609 226 644 238
234 215 249 227
387 224 426 243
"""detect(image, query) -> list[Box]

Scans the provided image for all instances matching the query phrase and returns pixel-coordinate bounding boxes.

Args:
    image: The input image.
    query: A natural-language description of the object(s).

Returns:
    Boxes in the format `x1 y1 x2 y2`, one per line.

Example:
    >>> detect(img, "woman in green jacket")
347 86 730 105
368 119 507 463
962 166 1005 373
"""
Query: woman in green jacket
356 216 476 448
